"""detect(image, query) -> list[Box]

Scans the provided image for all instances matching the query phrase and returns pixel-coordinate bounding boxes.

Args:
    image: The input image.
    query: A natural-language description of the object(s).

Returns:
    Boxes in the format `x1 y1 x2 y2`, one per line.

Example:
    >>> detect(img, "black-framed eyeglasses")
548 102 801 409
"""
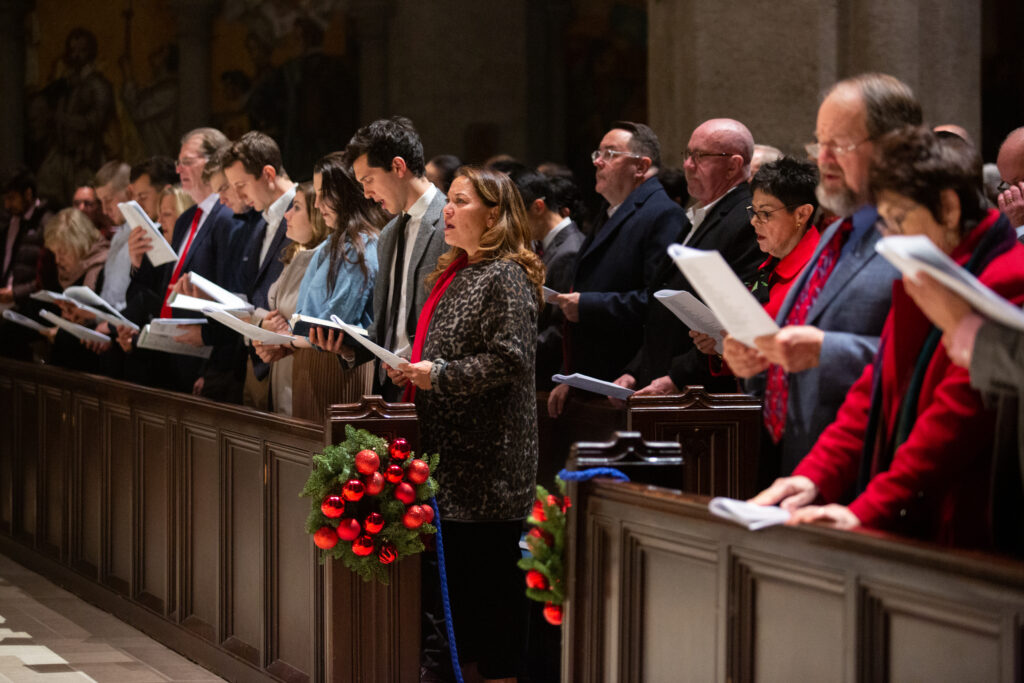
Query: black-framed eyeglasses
684 149 733 163
591 149 641 163
746 205 794 222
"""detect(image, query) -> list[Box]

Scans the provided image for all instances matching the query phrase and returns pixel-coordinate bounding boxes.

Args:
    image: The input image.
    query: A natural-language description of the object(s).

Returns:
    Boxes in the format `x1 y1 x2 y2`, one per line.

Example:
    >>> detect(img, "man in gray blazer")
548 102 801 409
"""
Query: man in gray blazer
725 73 921 480
341 117 447 401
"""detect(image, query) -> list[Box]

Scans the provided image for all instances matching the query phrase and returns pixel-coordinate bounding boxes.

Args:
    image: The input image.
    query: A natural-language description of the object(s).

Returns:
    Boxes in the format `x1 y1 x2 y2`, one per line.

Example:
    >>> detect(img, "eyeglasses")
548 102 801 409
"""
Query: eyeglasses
176 156 204 168
591 149 641 163
684 149 733 163
746 205 794 222
805 138 872 158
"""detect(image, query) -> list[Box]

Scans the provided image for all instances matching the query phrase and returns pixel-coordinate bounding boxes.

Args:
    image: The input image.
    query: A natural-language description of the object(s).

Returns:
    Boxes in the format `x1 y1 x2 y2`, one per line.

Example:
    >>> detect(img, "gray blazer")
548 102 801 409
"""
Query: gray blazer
747 207 899 475
365 187 448 352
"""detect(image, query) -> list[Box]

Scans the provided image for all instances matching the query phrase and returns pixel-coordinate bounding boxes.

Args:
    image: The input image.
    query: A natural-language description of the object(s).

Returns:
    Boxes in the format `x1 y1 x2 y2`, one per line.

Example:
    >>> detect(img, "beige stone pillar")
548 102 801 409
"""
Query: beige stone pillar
648 0 981 160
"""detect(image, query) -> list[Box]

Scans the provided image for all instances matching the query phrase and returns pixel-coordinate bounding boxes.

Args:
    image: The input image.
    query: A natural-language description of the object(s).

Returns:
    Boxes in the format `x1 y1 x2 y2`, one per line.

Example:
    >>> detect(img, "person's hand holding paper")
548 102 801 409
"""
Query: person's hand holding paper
722 335 769 378
128 226 153 269
753 325 826 373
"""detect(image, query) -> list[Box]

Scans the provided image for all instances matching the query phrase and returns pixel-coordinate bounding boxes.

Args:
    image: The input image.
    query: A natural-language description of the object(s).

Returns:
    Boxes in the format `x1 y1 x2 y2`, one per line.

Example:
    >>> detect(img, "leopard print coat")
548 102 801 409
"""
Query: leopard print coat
416 258 539 521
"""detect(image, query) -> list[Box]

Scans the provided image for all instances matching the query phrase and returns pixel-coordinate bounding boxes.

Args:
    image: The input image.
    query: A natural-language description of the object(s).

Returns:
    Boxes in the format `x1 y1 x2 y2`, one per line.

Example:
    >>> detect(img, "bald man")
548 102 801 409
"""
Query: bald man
996 127 1024 230
615 118 763 397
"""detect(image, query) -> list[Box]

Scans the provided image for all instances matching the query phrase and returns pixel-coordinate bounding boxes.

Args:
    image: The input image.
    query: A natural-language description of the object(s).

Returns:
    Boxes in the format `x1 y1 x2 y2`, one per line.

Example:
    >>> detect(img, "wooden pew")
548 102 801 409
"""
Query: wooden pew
627 386 763 499
568 430 684 489
563 476 1024 682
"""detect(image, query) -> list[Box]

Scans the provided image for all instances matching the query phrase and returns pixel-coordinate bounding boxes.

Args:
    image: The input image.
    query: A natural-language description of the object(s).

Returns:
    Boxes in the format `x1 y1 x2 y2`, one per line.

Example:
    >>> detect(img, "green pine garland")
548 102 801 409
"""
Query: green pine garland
300 425 439 584
518 476 568 622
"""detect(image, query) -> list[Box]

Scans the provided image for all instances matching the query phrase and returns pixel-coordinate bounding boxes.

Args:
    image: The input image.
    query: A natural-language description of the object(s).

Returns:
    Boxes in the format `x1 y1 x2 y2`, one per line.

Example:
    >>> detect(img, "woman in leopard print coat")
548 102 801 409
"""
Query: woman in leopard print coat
391 166 545 679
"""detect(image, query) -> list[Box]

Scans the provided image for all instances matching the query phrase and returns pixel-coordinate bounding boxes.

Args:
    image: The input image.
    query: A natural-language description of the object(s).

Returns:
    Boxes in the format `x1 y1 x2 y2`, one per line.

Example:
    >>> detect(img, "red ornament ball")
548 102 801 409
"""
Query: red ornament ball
531 499 546 522
525 569 548 590
543 602 563 625
402 506 425 529
420 504 435 524
352 535 375 556
406 459 430 485
395 482 416 505
364 512 385 534
354 449 380 475
378 542 397 564
314 526 339 549
364 471 385 496
342 479 365 502
385 464 405 484
561 495 572 512
320 494 346 519
389 438 411 461
528 527 553 546
336 517 361 541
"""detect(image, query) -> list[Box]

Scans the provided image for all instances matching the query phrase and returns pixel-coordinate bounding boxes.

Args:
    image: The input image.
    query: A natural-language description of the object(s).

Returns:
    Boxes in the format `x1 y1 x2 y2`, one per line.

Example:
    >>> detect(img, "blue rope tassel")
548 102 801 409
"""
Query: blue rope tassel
557 467 630 482
430 497 464 683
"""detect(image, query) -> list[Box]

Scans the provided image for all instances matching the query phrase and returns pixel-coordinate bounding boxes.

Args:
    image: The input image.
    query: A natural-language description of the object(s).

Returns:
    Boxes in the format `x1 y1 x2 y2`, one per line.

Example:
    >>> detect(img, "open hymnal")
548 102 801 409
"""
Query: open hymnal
552 372 635 400
203 306 298 344
117 200 177 266
708 497 791 530
137 324 213 358
38 309 111 344
289 313 347 338
877 235 1024 333
148 318 206 337
3 309 53 335
329 314 405 369
654 289 726 354
667 244 779 347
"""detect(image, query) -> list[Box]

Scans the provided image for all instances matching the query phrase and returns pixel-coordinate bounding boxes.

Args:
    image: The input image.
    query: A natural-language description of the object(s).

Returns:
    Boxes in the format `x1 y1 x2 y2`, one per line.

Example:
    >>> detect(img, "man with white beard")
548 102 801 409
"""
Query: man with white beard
722 73 918 480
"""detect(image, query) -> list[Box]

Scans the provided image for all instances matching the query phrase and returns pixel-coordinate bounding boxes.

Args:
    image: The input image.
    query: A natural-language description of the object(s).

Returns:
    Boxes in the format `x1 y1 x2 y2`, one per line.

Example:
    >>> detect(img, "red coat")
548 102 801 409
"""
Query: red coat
793 211 1024 548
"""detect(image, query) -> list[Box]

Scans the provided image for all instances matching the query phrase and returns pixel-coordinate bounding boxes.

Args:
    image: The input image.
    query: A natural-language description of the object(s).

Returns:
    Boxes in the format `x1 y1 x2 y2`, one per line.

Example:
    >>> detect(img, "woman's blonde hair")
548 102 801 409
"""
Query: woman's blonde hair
44 208 102 260
158 184 196 224
429 166 545 302
282 181 330 264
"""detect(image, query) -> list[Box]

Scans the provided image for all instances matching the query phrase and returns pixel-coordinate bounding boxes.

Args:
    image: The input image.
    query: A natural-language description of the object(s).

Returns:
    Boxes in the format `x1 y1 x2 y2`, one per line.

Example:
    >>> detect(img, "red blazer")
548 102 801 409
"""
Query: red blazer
794 211 1024 548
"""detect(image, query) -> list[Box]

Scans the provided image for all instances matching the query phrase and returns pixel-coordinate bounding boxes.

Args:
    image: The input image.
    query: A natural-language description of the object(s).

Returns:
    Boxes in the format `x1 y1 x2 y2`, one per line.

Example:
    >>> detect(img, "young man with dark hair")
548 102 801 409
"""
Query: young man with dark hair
341 116 447 401
129 156 179 221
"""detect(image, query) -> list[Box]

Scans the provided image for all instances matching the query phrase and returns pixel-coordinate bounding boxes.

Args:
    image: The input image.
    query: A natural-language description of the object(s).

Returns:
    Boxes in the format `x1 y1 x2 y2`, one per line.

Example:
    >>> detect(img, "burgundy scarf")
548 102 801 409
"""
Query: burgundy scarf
402 253 469 402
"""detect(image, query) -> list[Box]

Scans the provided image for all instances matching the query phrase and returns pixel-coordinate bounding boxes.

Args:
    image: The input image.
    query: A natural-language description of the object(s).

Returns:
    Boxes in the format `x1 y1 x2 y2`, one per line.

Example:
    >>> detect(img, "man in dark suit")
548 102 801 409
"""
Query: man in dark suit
511 168 585 390
621 118 763 396
727 73 917 484
548 121 685 417
337 116 447 402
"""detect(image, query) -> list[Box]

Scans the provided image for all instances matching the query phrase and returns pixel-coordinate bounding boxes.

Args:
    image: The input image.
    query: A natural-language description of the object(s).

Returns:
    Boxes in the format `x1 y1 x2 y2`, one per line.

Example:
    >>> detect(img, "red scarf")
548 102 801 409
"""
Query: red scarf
402 253 468 402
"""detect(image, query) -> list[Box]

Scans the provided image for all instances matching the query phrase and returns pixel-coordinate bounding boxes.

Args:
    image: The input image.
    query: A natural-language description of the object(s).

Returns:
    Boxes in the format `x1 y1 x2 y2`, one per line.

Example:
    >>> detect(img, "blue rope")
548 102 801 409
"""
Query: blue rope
557 467 630 482
430 497 464 683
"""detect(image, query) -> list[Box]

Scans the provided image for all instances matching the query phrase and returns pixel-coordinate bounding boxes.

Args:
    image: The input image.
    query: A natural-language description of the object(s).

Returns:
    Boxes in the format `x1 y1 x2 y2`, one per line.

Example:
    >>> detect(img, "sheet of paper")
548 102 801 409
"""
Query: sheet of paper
187 272 251 310
30 290 74 305
148 318 207 337
552 372 635 400
136 324 213 359
71 302 139 331
3 309 53 334
167 293 248 314
63 286 123 318
708 497 791 530
38 310 112 344
329 314 405 369
667 244 779 347
877 235 1024 333
118 200 177 266
542 286 561 304
203 306 298 344
654 289 726 354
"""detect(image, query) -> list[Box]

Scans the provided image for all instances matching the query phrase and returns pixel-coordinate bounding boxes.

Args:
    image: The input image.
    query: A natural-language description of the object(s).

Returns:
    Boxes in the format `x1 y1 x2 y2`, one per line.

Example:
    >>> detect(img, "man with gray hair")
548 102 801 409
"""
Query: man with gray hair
725 73 916 482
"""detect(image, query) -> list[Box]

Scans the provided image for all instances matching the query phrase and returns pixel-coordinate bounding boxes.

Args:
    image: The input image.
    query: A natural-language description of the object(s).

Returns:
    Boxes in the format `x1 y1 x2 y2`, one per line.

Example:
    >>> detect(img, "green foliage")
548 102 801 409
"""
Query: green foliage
300 425 439 584
517 476 569 607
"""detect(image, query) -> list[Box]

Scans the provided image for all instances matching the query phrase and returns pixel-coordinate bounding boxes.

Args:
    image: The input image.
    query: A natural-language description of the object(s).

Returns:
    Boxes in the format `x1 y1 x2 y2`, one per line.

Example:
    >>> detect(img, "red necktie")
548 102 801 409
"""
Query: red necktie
763 219 853 442
160 207 202 318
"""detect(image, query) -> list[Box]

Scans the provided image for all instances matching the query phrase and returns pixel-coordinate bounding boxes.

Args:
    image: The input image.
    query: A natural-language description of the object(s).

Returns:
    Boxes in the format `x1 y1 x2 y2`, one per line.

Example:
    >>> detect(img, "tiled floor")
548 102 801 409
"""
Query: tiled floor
0 554 224 682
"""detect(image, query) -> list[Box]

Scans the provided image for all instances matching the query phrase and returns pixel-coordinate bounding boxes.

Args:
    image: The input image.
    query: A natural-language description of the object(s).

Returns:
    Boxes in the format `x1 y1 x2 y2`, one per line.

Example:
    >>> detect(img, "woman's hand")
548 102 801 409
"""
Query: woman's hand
310 327 346 354
689 330 719 355
385 364 409 387
116 324 137 353
787 504 861 530
749 475 819 511
262 310 290 334
399 360 434 390
253 341 291 363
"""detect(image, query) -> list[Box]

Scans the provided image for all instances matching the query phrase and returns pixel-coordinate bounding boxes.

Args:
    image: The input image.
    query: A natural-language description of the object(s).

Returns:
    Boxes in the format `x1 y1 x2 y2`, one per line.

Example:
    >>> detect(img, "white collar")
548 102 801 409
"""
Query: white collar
407 184 438 221
262 185 296 226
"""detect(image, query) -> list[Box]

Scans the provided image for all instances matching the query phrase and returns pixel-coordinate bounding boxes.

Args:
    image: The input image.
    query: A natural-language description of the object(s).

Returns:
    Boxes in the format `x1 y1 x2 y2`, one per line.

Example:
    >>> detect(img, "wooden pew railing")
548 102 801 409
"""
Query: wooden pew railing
0 359 421 682
627 386 762 499
564 476 1024 682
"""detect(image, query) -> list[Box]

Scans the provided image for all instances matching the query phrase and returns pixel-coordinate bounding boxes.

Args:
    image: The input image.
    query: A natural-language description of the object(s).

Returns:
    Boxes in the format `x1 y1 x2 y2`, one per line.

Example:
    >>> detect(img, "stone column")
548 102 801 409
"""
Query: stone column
0 0 29 169
648 0 981 158
172 0 220 133
349 0 393 124
525 0 570 163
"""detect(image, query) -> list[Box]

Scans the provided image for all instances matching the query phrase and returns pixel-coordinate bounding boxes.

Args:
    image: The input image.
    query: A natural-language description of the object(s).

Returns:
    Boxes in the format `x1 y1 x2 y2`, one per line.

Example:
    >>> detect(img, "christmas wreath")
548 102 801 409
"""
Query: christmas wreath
300 425 439 584
518 476 570 626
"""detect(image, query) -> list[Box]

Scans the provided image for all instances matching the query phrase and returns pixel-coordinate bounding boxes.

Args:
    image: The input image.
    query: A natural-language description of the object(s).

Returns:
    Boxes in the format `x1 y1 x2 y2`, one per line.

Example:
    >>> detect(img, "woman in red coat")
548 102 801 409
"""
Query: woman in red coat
751 127 1024 549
